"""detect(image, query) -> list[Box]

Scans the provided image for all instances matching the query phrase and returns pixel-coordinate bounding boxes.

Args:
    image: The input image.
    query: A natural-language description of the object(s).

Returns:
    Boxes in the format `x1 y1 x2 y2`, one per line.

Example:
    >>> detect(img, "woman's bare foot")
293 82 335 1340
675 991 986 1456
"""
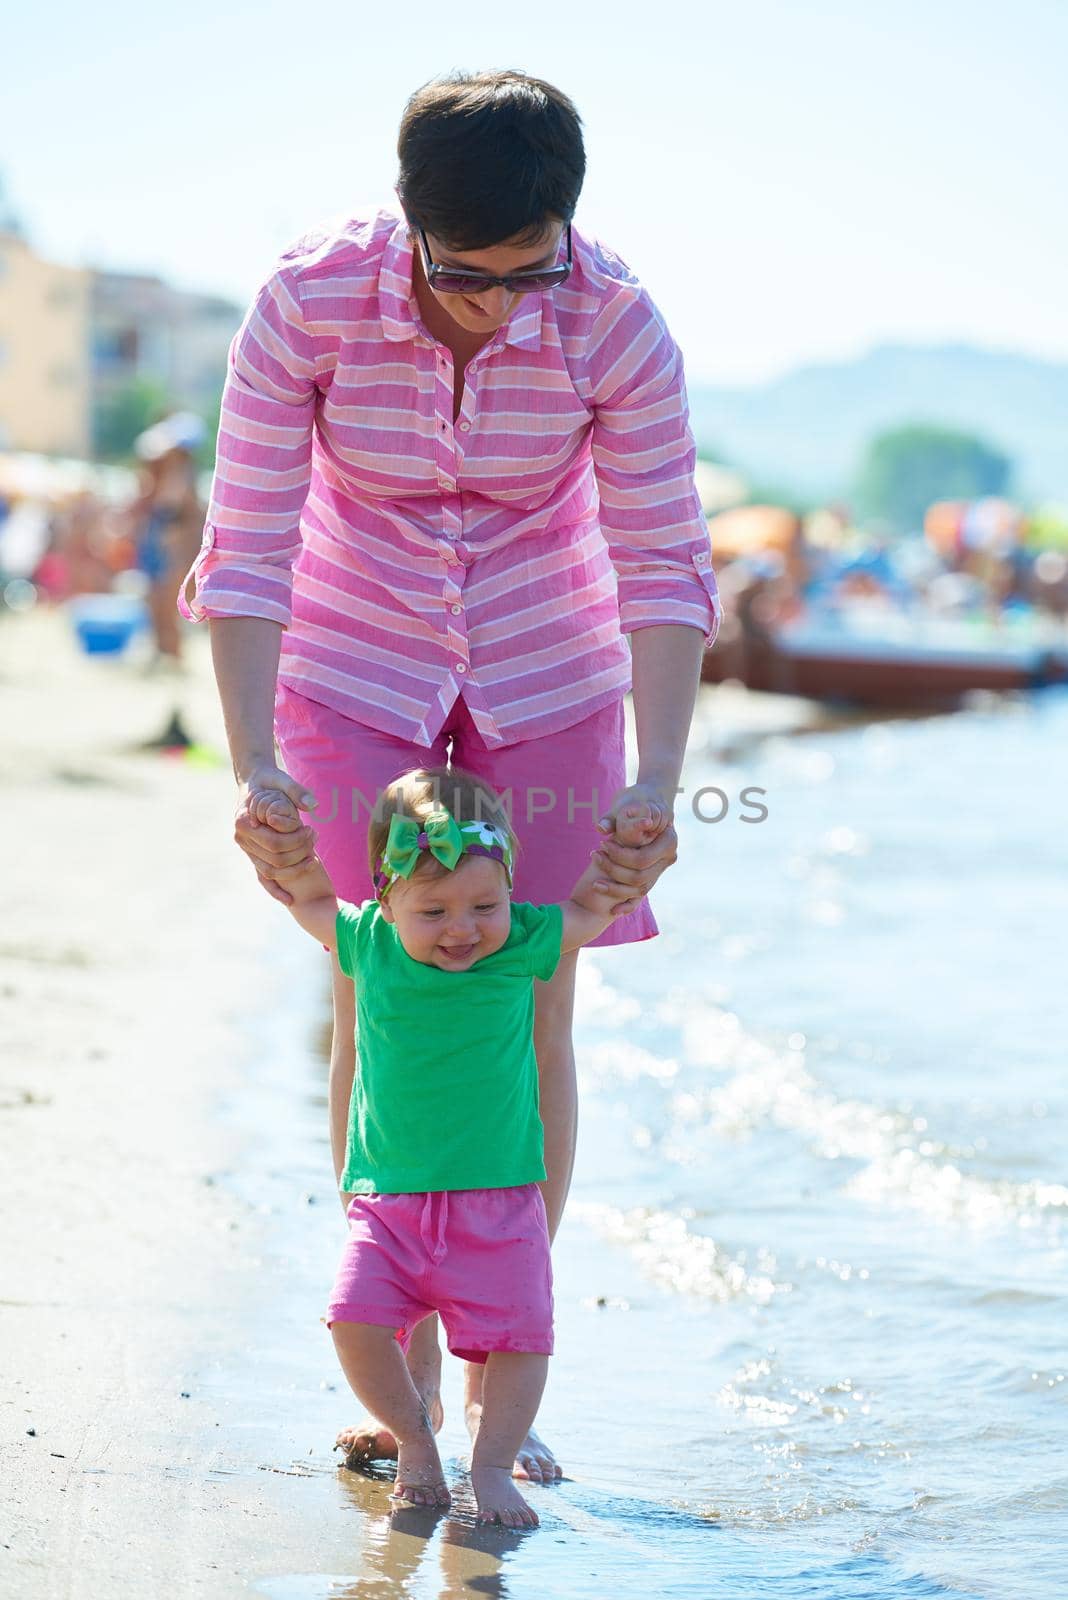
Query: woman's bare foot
513 1425 562 1483
335 1422 396 1467
336 1324 443 1468
390 1433 451 1510
471 1463 539 1528
464 1400 561 1484
336 1389 444 1468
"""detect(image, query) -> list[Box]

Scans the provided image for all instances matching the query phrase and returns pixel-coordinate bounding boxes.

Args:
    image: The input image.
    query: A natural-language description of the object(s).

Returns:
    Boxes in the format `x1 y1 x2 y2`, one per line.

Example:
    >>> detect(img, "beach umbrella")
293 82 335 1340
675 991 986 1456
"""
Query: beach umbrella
707 504 799 559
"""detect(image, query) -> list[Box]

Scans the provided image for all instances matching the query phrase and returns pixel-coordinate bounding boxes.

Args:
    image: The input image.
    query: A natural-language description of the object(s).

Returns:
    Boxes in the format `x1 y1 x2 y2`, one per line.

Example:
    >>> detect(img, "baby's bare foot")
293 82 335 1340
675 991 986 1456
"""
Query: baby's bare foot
390 1434 450 1510
465 1401 561 1484
472 1463 539 1528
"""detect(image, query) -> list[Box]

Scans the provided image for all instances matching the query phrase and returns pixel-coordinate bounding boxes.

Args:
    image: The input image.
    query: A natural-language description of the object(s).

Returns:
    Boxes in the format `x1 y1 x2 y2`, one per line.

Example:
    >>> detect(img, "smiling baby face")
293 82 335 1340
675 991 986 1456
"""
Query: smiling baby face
379 852 512 970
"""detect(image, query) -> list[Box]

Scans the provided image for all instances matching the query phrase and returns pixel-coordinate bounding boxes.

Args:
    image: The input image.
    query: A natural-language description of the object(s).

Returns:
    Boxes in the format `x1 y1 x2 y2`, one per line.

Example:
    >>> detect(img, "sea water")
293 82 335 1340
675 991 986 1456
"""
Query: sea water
247 686 1066 1600
554 684 1067 1599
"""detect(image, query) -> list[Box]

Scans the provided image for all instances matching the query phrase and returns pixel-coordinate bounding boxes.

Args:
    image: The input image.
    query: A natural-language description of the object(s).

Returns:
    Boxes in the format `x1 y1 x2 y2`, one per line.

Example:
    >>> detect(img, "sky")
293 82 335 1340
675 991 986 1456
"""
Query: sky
3 0 1066 386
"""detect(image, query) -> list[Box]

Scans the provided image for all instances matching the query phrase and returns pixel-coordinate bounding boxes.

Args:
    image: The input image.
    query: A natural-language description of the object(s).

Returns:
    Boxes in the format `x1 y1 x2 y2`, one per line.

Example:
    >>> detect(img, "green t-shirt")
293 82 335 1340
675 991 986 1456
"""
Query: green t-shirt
335 898 564 1195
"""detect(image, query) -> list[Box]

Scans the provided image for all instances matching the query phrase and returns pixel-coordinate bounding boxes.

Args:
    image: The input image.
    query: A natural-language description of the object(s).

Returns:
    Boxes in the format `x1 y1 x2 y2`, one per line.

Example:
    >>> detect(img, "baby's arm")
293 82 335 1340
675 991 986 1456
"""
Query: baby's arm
559 805 656 954
273 852 339 949
248 790 338 946
559 864 618 953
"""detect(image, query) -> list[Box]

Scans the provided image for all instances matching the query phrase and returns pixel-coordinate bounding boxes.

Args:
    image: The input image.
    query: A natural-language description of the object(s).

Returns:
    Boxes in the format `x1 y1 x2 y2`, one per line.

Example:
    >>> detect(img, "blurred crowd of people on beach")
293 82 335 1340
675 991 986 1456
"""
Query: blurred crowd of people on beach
709 498 1068 644
0 412 205 669
2 428 1067 674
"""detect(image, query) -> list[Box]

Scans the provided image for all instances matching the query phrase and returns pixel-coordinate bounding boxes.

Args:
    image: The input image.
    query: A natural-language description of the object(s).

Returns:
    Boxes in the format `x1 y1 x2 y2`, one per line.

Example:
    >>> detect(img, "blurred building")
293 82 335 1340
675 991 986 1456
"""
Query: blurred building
0 176 240 461
89 271 241 441
0 218 92 457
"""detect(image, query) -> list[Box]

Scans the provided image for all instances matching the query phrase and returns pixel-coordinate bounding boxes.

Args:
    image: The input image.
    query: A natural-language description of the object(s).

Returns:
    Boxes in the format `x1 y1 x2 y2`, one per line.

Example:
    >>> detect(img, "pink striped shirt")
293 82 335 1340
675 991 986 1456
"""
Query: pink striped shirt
177 210 720 748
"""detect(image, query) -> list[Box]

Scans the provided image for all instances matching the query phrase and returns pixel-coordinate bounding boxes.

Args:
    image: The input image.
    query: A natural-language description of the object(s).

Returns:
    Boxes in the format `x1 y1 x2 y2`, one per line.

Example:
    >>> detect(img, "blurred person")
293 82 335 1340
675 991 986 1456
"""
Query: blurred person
177 69 721 1481
133 412 205 668
1030 549 1068 620
30 493 113 600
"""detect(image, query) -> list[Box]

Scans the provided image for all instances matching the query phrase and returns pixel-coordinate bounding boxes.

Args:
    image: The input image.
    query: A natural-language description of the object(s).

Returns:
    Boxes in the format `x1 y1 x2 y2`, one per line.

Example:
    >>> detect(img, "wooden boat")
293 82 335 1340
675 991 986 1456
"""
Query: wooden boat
702 582 1068 708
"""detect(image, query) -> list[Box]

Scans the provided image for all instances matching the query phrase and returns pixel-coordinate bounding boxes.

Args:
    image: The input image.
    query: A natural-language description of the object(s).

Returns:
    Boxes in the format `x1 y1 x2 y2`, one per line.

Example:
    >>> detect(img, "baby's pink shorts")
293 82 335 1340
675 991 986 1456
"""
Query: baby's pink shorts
325 1183 554 1364
274 682 658 949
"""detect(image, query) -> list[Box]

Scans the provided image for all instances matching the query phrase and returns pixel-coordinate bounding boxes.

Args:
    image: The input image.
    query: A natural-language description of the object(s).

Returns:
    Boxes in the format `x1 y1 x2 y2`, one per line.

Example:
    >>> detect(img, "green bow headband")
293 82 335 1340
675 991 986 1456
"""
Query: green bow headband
373 808 515 899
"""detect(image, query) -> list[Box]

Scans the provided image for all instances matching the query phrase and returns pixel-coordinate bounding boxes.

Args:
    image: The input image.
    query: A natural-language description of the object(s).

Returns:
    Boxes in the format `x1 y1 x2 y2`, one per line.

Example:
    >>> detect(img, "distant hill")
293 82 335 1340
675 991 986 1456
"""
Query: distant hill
687 344 1068 505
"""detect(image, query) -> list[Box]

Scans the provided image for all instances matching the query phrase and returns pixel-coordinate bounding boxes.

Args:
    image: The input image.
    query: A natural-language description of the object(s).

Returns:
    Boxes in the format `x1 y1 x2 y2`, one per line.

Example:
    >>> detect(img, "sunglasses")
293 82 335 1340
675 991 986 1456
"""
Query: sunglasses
416 224 573 296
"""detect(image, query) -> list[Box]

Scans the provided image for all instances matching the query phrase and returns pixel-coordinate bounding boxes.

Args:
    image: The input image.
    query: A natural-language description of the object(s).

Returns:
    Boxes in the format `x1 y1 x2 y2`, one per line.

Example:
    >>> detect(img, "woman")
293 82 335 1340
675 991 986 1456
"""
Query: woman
177 69 720 1483
133 411 205 668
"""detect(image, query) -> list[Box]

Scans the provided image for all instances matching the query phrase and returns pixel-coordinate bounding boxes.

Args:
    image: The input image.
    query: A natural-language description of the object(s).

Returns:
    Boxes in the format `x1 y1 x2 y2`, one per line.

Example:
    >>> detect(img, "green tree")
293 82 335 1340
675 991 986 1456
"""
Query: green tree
93 377 175 461
195 389 223 473
855 423 1012 533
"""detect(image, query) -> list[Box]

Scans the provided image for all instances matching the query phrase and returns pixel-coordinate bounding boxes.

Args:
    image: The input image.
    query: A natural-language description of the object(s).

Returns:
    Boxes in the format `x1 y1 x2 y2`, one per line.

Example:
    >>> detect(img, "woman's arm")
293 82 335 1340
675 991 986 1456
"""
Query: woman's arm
208 615 319 905
589 624 704 913
209 615 286 785
584 277 719 910
629 622 704 806
176 262 320 903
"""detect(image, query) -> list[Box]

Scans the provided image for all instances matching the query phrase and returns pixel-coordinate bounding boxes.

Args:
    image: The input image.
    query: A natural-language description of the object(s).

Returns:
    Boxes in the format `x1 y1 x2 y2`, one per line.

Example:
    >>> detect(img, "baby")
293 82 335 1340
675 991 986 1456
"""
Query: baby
269 764 654 1528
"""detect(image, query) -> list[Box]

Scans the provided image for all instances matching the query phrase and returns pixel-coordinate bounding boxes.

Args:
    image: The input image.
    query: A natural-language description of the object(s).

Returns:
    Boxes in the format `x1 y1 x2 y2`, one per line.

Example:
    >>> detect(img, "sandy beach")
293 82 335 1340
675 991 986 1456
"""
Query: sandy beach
1 610 756 1598
5 607 1063 1600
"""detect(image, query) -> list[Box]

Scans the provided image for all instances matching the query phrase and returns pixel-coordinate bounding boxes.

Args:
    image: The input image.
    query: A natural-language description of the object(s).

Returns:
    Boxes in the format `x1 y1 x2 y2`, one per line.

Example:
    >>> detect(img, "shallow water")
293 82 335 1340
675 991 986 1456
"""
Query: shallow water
232 686 1067 1600
561 686 1068 1600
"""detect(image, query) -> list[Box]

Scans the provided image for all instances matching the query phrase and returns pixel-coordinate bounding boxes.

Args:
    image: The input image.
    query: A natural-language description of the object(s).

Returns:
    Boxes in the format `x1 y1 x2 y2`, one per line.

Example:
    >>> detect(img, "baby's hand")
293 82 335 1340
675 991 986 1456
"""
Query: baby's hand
609 800 664 848
248 788 304 831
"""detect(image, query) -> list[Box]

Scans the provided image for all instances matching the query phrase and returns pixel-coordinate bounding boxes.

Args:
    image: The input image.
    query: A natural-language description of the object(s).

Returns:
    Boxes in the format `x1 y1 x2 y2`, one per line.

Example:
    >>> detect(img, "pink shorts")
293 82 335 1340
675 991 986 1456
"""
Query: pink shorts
326 1184 554 1364
273 683 658 948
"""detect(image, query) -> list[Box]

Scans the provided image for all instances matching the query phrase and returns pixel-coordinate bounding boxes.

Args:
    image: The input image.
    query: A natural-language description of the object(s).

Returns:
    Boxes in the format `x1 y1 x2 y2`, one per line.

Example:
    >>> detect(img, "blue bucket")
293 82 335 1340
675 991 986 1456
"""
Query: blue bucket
67 594 149 656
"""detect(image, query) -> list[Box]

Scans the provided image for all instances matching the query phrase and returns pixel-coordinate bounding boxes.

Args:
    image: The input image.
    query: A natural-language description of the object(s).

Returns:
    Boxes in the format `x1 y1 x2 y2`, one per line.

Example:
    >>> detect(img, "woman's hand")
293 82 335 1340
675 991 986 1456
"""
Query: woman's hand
235 761 319 907
591 784 678 917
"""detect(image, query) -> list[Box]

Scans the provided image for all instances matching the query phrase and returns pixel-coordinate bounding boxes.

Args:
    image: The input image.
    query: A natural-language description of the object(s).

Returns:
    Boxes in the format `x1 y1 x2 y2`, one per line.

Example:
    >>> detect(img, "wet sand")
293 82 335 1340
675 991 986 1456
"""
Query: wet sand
3 607 973 1600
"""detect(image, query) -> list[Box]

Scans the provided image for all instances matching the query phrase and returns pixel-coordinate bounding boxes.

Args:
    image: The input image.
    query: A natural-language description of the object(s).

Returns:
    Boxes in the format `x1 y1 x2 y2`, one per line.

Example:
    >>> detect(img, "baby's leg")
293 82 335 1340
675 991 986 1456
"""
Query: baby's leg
470 1353 549 1528
332 1322 450 1509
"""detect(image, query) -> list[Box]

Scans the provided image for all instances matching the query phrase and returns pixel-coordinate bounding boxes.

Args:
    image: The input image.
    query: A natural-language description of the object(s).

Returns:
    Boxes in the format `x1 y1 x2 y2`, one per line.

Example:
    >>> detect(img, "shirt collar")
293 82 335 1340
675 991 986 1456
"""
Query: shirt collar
378 219 544 352
379 221 420 342
501 294 543 351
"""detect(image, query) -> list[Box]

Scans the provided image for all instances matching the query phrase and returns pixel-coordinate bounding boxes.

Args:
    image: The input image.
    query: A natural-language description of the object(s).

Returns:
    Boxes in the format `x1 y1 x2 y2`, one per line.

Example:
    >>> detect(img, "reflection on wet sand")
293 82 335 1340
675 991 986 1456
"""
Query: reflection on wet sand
331 1468 527 1599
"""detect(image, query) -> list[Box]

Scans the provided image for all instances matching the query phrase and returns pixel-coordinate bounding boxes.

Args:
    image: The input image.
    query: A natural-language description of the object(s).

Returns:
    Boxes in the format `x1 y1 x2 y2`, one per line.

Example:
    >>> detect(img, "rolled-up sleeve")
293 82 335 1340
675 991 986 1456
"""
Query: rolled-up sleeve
177 266 316 628
589 285 721 648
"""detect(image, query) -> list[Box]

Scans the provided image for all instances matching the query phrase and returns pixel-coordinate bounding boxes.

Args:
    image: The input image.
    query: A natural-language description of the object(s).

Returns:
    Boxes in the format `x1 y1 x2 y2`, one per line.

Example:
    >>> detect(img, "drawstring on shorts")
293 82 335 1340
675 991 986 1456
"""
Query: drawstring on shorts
418 1191 450 1265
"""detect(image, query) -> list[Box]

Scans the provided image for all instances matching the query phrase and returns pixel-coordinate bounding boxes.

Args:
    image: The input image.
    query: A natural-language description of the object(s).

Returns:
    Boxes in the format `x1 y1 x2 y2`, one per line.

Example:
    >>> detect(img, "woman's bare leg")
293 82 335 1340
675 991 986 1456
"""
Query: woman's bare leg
328 956 444 1466
150 576 183 660
464 950 579 1482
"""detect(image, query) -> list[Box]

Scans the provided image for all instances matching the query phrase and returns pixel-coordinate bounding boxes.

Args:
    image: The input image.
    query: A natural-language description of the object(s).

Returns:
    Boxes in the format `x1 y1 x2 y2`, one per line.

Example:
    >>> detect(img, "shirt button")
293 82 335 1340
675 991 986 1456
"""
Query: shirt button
459 421 471 432
456 662 467 673
451 604 462 615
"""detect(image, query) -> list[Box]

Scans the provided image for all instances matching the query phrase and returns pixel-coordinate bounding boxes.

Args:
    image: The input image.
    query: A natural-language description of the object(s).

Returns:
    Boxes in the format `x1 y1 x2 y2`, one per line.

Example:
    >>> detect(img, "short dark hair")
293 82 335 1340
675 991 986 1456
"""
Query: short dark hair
396 69 585 251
